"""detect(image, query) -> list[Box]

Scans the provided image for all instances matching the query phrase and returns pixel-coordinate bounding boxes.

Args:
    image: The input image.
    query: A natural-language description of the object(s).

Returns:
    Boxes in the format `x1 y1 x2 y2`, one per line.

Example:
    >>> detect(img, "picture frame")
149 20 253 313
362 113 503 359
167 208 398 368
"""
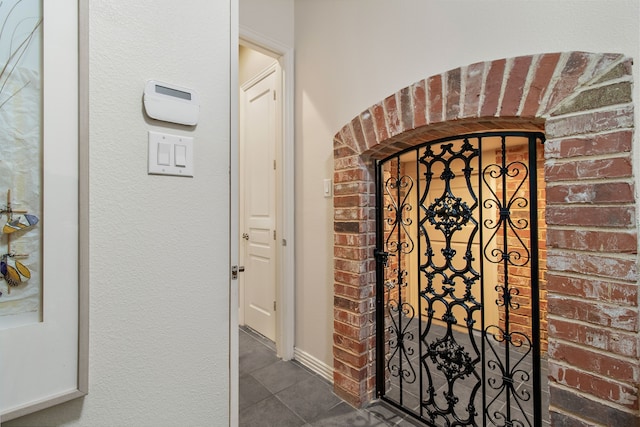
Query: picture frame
0 0 88 421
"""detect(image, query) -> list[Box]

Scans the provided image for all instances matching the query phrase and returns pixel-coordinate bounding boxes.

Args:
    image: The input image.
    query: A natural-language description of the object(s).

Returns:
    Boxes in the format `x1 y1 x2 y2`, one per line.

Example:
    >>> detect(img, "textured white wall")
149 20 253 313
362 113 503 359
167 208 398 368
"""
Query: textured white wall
293 0 640 368
6 1 231 426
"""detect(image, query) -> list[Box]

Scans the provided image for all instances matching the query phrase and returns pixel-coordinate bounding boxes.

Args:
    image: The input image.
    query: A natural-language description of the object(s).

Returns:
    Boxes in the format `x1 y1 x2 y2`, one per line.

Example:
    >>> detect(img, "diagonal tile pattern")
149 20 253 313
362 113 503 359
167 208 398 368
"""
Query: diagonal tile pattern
239 327 412 426
239 326 549 426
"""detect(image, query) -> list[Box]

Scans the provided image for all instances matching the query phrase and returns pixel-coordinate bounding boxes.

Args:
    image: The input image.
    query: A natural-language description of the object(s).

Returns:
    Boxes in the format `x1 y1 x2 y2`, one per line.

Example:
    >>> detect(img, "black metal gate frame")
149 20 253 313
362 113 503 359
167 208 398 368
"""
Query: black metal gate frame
375 131 545 427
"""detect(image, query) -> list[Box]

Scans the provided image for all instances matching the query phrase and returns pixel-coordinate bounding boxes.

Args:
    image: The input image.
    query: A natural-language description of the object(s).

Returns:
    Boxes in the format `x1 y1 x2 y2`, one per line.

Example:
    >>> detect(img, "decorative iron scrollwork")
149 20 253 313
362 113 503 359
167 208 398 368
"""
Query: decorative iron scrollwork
485 325 534 427
376 131 544 427
385 268 417 384
426 193 473 238
428 335 474 379
384 175 415 256
482 160 531 267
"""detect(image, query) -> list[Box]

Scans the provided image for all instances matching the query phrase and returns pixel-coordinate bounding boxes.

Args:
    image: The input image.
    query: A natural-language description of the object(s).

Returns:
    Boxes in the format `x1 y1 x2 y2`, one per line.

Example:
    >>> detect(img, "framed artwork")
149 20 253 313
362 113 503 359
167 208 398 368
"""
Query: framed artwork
0 0 88 421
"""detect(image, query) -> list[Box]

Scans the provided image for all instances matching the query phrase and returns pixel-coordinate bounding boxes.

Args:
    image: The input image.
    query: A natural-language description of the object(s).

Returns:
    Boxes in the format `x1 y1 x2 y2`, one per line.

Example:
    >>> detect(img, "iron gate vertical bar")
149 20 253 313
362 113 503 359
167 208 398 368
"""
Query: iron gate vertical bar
415 147 424 421
498 135 513 423
478 136 487 427
529 133 543 426
375 159 385 397
394 157 405 407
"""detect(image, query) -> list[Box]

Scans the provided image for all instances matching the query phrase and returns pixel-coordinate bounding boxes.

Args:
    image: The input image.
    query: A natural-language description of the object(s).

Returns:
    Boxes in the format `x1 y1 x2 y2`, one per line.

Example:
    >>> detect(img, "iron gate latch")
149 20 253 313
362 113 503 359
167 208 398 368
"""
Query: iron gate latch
374 248 391 267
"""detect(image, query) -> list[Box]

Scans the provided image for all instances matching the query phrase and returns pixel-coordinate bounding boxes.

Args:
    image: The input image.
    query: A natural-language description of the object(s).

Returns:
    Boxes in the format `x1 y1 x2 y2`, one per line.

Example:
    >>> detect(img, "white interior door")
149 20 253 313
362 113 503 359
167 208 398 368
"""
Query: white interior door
240 65 278 341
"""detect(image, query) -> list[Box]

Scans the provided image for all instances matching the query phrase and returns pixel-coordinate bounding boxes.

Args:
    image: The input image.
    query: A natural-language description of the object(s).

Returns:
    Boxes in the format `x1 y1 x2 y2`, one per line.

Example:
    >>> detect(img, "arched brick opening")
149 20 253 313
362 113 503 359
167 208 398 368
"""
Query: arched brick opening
333 52 637 425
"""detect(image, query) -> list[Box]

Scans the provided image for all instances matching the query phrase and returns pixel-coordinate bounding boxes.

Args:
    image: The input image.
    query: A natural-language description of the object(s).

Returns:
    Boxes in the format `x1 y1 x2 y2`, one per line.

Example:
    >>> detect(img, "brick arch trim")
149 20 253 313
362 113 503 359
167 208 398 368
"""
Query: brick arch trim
332 52 637 425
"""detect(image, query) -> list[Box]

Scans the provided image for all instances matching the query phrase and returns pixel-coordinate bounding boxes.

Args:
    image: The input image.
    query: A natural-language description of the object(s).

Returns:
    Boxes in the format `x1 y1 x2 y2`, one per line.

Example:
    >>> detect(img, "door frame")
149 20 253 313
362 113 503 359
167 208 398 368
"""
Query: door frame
230 3 239 426
239 26 295 361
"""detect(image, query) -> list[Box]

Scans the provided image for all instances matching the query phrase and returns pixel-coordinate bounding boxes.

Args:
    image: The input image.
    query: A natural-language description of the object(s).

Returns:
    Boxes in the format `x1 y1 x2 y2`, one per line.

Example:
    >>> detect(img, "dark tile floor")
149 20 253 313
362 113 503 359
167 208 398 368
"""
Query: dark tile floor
239 326 549 426
239 327 421 426
382 320 551 426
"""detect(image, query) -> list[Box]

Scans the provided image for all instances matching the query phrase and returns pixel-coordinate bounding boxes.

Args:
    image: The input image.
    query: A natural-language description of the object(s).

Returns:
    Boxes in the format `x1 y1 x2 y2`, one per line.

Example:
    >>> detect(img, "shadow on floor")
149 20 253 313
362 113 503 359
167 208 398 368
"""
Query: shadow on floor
239 327 421 426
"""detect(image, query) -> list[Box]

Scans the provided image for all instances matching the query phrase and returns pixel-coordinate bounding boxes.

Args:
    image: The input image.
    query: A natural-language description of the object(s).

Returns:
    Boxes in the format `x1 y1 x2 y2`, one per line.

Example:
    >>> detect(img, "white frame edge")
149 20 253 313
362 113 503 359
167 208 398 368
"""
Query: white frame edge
1 0 89 421
77 0 90 402
229 1 239 427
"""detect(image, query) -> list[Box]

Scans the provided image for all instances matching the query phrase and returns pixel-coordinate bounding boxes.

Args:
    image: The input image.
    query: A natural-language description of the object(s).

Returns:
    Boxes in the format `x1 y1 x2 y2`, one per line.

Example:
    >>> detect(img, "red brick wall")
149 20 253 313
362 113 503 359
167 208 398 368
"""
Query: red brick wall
333 52 637 425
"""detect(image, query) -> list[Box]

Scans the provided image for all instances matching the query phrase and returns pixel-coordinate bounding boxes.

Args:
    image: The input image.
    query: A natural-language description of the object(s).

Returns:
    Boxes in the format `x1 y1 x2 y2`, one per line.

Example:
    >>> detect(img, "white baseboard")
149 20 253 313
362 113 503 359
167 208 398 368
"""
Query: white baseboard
294 347 333 383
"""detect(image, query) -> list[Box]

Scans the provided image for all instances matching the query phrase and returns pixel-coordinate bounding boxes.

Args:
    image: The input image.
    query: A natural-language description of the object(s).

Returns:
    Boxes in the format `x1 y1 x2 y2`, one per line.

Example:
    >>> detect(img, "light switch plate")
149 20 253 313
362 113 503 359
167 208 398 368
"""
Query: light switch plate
148 131 194 177
323 178 332 198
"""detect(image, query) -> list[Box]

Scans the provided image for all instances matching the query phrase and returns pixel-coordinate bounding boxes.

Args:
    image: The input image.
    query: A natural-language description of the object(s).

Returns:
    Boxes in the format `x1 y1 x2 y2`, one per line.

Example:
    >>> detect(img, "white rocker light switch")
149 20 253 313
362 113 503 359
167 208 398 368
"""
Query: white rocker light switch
148 131 194 177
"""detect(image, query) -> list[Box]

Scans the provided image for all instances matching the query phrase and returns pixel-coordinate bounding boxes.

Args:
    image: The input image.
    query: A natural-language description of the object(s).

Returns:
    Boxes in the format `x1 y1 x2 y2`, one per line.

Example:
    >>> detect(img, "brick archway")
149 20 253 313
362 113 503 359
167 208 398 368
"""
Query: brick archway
332 52 637 425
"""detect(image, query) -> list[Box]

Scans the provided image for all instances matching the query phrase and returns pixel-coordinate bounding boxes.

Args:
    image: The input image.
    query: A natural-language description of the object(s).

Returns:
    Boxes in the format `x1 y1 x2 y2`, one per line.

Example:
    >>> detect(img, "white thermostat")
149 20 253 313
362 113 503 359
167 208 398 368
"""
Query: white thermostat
144 80 199 126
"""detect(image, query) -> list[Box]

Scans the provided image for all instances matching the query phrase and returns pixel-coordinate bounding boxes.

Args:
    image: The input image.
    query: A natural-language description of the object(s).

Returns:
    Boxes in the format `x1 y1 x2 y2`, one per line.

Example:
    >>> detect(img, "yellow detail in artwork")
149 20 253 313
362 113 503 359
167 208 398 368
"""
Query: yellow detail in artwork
15 261 30 279
2 214 39 234
4 264 21 287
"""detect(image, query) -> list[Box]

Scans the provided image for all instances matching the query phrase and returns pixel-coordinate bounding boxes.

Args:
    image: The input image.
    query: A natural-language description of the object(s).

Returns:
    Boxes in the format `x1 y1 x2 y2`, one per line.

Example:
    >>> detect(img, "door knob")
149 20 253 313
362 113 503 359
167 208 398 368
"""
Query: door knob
242 233 249 240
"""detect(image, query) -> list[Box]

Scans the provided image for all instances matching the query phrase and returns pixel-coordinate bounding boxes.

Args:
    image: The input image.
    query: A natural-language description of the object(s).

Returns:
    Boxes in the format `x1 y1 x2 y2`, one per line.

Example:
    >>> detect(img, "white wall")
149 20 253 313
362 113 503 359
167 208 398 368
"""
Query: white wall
6 1 231 426
239 0 294 48
293 0 640 369
297 0 640 132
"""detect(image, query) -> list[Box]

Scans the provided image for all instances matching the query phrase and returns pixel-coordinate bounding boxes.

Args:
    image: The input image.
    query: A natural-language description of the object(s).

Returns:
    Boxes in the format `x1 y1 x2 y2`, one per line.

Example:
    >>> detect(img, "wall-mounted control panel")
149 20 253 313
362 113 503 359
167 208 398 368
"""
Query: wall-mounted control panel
143 80 199 126
148 131 193 177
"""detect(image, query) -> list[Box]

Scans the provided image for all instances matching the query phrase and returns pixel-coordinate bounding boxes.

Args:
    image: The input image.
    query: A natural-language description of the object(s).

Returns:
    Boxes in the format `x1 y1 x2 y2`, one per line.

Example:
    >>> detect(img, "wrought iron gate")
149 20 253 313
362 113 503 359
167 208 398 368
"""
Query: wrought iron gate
375 131 545 427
